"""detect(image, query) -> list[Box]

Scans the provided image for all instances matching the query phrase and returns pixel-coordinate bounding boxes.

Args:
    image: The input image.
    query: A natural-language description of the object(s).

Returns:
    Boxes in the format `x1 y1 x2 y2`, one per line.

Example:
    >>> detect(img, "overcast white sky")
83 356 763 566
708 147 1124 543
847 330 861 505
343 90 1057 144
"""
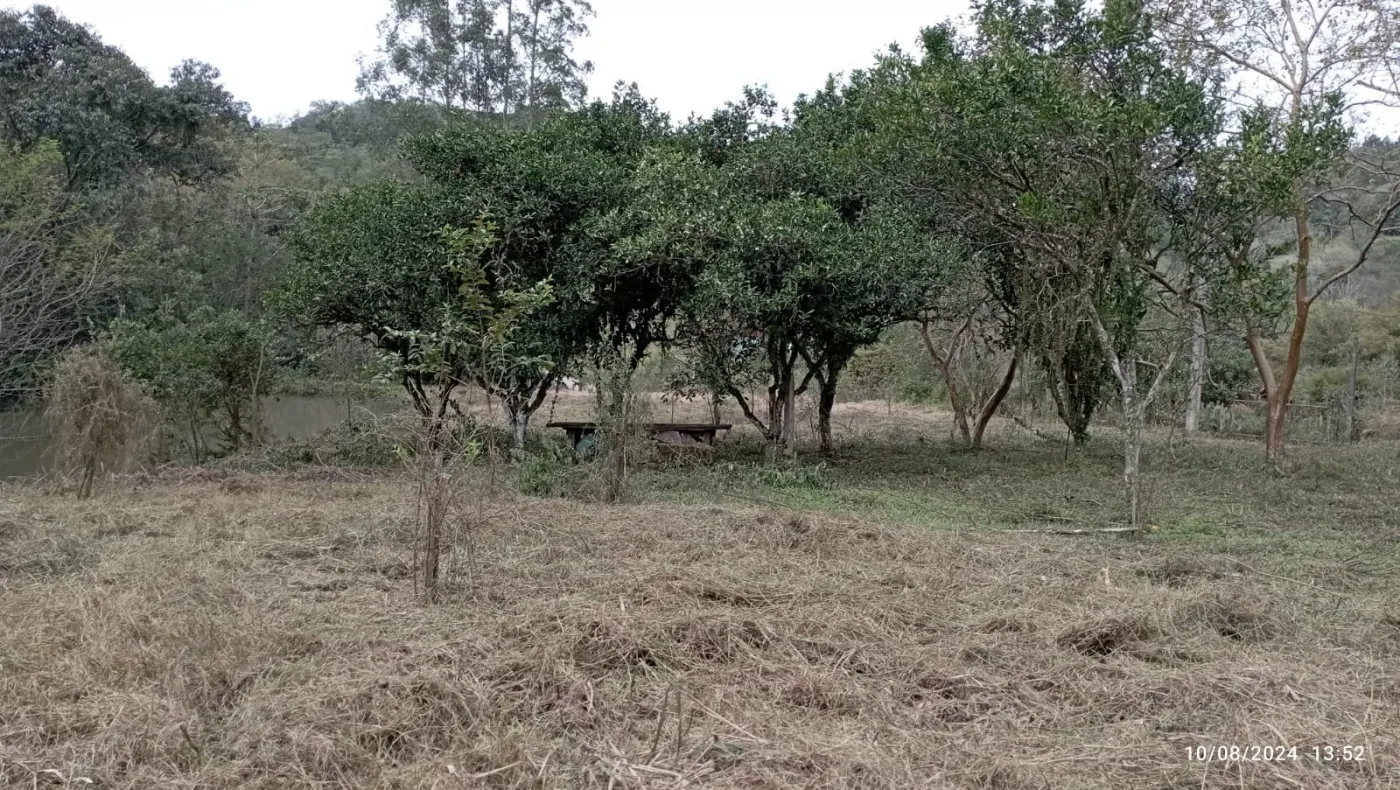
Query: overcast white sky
16 0 970 122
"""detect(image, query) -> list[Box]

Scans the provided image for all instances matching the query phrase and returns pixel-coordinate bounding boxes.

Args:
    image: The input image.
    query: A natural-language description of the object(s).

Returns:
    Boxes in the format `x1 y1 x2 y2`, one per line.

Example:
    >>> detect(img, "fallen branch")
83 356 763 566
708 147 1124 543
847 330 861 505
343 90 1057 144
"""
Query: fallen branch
1000 525 1158 535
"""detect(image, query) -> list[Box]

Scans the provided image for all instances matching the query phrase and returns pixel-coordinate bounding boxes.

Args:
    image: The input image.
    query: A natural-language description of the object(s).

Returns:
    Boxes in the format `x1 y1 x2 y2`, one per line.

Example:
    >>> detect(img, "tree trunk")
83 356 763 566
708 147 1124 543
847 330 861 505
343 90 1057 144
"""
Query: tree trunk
919 318 972 446
505 396 531 452
1264 396 1287 463
1123 395 1144 529
1246 323 1293 465
78 454 96 500
502 0 516 116
1185 307 1206 433
972 354 1018 449
782 358 797 458
818 373 837 455
945 362 972 445
1087 311 1176 528
1118 357 1144 530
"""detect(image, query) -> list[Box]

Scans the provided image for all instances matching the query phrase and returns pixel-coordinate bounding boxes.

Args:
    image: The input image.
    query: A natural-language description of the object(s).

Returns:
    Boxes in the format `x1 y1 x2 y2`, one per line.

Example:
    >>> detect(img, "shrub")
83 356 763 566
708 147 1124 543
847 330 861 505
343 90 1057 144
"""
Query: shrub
105 304 279 461
517 441 581 497
43 346 154 497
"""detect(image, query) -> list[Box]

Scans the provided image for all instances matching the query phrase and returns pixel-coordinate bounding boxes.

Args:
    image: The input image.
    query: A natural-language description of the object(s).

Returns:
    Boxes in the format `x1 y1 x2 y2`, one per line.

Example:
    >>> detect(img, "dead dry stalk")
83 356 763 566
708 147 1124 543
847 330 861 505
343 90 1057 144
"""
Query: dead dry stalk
43 346 153 498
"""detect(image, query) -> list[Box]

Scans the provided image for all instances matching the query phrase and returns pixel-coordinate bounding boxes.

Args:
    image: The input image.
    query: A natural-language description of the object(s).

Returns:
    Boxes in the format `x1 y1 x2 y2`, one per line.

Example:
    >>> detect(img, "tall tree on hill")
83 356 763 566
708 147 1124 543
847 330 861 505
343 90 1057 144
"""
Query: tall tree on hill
357 0 594 121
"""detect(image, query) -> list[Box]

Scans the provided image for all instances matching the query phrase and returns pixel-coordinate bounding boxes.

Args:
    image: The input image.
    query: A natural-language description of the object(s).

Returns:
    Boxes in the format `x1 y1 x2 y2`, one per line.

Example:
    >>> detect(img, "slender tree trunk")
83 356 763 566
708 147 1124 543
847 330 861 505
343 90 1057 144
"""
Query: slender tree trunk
1088 311 1176 528
782 355 796 459
502 0 516 116
1185 307 1206 433
945 363 971 445
766 384 782 443
818 374 837 455
527 4 541 119
1123 387 1144 529
1044 356 1090 447
972 354 1019 448
79 455 96 500
505 396 531 452
919 318 972 446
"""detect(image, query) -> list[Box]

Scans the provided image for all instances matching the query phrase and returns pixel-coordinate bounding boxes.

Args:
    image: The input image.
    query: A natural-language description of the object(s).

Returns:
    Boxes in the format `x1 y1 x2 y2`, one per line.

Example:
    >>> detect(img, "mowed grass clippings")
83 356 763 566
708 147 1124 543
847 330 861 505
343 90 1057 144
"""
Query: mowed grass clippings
1 465 1397 789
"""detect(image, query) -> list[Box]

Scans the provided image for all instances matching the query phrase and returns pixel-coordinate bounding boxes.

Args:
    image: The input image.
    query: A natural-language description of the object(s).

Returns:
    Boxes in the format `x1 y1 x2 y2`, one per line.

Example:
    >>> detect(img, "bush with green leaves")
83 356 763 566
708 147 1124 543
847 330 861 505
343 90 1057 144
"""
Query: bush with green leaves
517 441 584 497
105 305 279 460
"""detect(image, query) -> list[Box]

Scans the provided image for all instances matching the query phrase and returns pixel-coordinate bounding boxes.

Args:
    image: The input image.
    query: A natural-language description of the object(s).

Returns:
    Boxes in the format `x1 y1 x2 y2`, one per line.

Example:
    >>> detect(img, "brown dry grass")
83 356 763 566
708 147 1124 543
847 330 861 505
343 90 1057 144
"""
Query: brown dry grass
2 456 1397 788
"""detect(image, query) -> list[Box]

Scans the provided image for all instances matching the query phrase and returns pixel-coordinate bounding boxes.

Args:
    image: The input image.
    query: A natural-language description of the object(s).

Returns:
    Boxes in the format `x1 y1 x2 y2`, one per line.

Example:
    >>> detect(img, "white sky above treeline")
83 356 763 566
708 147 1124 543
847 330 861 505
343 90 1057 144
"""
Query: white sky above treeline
18 0 970 122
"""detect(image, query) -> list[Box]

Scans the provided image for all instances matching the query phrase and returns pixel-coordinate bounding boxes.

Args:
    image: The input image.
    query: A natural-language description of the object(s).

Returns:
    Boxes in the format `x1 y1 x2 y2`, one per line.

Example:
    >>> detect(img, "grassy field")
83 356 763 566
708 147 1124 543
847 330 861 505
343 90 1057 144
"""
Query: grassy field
1 399 1398 789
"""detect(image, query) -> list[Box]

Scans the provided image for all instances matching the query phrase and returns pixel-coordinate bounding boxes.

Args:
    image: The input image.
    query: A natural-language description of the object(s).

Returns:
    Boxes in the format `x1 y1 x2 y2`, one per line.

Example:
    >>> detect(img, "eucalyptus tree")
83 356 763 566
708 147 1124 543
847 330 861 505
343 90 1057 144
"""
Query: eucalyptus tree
358 0 594 122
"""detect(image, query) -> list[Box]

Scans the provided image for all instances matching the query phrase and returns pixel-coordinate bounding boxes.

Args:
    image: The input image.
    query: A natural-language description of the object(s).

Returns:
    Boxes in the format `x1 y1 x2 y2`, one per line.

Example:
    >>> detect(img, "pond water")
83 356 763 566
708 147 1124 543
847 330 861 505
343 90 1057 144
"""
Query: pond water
0 395 406 480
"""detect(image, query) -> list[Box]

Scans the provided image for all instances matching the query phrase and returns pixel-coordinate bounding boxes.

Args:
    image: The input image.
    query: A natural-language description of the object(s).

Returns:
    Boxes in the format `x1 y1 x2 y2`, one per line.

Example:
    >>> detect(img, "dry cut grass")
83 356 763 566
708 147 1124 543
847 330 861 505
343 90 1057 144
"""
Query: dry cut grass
1 467 1397 789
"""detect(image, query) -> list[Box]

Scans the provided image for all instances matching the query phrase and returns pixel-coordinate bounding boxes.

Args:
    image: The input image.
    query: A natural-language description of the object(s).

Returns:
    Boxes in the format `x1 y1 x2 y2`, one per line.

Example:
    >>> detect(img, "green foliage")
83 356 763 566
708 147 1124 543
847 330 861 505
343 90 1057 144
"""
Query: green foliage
751 460 834 490
609 89 950 443
285 90 672 438
264 421 410 469
104 305 279 459
516 441 583 496
1203 339 1260 405
845 326 943 404
0 6 248 188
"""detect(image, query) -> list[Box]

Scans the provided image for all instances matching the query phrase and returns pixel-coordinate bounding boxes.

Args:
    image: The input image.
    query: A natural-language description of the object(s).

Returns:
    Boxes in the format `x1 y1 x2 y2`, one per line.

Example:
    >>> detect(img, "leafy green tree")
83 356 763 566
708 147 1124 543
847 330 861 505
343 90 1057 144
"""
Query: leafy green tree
283 90 671 445
0 6 248 189
860 0 1227 523
611 134 943 455
385 222 557 450
1153 0 1400 461
105 305 278 460
400 89 670 438
280 181 456 422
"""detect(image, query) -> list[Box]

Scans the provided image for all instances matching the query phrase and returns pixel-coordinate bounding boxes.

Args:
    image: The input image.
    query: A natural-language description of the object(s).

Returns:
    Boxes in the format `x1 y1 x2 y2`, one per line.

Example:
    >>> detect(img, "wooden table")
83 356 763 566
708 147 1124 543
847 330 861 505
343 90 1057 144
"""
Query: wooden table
546 421 733 451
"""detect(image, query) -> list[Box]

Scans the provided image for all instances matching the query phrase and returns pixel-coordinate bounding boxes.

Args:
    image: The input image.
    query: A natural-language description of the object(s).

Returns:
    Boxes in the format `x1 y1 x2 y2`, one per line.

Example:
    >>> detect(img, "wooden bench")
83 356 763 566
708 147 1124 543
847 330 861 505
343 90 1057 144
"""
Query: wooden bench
546 421 733 452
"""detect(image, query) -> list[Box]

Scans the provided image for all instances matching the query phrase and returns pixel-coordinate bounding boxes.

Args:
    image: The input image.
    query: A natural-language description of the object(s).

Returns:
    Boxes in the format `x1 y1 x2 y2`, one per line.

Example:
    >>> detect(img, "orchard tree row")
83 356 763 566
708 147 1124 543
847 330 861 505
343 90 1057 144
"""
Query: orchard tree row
6 0 1400 497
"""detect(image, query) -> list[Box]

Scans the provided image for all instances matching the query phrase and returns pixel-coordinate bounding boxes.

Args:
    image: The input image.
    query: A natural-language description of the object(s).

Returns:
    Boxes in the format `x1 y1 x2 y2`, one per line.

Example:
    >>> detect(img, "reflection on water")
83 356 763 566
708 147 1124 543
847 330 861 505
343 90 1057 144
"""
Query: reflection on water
0 395 406 480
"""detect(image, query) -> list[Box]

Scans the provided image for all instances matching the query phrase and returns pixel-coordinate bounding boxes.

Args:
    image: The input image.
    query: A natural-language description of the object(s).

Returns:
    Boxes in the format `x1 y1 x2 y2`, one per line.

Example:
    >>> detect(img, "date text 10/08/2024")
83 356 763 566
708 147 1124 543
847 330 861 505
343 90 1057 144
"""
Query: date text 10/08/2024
1186 745 1366 763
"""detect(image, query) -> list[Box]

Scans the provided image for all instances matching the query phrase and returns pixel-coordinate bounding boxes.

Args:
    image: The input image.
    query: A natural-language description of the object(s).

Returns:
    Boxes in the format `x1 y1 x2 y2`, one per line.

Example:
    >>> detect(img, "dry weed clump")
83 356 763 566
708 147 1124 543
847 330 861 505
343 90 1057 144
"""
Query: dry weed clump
42 346 154 498
0 478 1396 789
